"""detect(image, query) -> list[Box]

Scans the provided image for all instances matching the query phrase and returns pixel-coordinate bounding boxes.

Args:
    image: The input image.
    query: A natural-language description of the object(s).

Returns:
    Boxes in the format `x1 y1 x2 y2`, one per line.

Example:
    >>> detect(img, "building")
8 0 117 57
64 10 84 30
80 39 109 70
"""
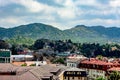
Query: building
12 61 47 66
108 67 120 72
57 52 70 57
79 58 120 79
67 54 86 67
63 68 88 80
0 63 38 80
11 55 33 62
67 59 80 67
0 63 62 80
0 63 88 80
0 49 11 63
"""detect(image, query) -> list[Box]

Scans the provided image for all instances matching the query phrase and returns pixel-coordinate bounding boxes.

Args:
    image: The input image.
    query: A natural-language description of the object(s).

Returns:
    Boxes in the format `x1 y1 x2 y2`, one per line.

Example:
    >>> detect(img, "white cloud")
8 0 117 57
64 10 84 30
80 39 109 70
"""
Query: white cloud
57 7 76 19
11 0 55 14
1 17 19 24
0 0 120 29
72 19 120 27
0 0 13 6
55 0 65 5
109 0 120 7
75 0 99 6
56 0 77 19
0 17 28 28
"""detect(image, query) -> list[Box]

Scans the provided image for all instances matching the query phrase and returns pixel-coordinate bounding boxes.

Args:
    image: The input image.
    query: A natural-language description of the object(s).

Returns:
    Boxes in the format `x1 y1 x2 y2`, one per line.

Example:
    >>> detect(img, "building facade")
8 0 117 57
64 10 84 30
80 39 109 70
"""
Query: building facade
0 49 11 63
67 54 86 68
63 68 88 80
67 59 80 67
79 58 120 79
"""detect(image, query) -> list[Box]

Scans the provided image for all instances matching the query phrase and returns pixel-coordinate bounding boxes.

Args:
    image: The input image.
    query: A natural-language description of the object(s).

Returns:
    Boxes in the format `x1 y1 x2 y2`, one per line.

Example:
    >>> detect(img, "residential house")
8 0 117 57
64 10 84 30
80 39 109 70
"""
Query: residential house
63 68 88 80
79 58 120 79
67 54 86 67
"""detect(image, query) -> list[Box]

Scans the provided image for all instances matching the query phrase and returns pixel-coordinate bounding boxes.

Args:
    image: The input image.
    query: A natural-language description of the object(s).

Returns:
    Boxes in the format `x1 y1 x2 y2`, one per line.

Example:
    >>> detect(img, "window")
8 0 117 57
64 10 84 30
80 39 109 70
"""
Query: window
72 77 74 79
64 77 66 79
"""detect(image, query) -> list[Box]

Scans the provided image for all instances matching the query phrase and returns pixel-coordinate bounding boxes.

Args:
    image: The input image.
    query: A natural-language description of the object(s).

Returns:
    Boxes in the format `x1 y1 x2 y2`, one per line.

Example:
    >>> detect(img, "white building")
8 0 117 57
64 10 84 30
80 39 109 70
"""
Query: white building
67 59 80 67
67 54 86 68
11 55 33 62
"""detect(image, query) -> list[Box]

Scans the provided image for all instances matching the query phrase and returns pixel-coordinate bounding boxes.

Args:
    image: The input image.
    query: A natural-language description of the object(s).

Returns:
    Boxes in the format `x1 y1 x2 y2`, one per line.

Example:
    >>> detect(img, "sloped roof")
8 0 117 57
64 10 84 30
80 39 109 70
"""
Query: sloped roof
108 67 120 72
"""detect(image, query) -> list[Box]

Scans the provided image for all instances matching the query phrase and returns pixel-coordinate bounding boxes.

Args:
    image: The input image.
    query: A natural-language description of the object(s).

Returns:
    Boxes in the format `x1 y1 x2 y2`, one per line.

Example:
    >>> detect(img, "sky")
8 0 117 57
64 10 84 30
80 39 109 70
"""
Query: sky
0 0 120 30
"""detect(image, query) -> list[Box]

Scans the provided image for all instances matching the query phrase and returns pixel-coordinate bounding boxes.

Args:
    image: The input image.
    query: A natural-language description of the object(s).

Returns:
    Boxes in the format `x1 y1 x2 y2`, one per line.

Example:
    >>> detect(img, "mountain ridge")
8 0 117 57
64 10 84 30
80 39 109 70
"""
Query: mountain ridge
0 23 120 43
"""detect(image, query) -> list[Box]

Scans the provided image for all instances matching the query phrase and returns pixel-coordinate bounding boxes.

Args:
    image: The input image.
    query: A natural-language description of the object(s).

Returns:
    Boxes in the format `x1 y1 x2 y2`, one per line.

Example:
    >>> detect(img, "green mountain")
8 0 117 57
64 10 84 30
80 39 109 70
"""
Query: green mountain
64 25 108 43
0 23 67 40
1 23 120 44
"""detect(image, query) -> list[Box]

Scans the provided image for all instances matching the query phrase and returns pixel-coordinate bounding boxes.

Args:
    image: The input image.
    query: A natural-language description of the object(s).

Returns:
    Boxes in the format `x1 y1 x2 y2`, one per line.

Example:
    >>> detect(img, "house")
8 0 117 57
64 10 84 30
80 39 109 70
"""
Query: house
52 64 88 80
67 59 80 67
0 63 62 80
11 55 33 62
11 54 48 66
0 49 11 63
63 68 88 80
67 54 86 67
79 58 120 79
0 63 38 80
0 63 88 80
56 51 70 57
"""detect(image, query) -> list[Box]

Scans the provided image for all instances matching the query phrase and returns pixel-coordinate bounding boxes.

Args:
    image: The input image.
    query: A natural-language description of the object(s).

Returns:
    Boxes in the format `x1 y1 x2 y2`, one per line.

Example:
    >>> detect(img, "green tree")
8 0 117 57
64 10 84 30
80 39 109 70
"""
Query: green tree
53 58 65 64
108 71 120 80
21 63 27 66
0 40 9 49
96 77 105 80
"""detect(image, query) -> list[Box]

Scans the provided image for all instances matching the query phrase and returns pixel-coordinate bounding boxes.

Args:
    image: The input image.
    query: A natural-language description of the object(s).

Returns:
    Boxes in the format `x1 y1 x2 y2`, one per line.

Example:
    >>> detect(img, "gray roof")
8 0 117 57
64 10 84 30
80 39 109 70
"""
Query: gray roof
0 63 86 80
0 63 55 80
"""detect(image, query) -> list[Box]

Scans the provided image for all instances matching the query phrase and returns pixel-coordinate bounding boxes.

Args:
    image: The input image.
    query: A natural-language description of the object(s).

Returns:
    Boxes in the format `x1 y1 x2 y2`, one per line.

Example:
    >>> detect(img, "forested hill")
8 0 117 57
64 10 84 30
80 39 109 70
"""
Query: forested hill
0 23 120 43
0 23 67 40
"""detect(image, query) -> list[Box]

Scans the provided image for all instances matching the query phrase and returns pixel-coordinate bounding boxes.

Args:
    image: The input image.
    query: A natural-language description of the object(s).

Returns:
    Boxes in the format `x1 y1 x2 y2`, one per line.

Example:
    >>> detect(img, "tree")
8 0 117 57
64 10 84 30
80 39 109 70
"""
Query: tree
96 77 105 80
108 71 120 80
0 40 9 49
52 58 65 64
33 39 45 49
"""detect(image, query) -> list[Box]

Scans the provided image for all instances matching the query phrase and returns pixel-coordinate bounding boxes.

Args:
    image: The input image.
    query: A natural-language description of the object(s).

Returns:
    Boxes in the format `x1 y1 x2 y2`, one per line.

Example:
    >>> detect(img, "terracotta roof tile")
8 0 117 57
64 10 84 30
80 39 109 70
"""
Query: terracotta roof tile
108 67 120 72
81 58 120 66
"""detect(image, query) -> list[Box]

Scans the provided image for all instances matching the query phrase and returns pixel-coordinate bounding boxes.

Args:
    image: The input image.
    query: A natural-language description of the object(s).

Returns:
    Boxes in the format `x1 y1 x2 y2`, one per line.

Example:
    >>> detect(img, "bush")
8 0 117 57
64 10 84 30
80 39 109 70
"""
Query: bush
21 63 27 66
29 64 36 66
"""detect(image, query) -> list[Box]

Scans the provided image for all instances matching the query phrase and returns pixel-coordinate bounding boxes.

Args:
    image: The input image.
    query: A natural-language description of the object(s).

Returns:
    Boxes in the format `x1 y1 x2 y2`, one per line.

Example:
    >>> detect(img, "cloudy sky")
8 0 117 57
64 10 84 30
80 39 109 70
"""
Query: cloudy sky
0 0 120 30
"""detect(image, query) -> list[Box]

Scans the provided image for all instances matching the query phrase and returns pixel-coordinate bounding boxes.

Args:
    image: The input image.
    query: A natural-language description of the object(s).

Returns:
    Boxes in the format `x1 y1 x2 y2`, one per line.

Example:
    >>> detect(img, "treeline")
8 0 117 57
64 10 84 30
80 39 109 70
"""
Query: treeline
1 39 120 58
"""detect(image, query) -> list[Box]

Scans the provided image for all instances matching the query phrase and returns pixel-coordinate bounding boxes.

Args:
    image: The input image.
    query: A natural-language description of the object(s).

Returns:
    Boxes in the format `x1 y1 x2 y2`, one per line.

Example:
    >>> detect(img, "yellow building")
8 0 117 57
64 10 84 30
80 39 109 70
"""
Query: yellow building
59 68 88 80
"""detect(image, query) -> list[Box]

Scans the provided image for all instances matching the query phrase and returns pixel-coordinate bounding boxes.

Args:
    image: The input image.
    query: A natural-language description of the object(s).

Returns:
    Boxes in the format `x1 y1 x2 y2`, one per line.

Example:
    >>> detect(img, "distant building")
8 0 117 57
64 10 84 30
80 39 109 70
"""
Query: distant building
67 54 86 67
67 59 80 68
0 63 38 80
63 68 88 80
0 63 61 80
0 63 88 80
57 51 70 57
27 61 47 66
11 55 33 62
79 58 120 79
0 49 11 63
107 67 120 72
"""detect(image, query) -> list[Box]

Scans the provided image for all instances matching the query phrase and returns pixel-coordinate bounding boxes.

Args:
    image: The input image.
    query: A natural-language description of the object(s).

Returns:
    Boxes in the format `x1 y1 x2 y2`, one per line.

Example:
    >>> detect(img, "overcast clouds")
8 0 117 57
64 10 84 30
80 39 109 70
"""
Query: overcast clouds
0 0 120 30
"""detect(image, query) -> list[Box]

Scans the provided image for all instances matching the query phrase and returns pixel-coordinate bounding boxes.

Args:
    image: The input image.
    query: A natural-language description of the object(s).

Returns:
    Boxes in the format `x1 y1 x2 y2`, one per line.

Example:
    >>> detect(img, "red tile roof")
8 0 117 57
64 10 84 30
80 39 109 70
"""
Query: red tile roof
81 58 120 66
108 67 120 72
